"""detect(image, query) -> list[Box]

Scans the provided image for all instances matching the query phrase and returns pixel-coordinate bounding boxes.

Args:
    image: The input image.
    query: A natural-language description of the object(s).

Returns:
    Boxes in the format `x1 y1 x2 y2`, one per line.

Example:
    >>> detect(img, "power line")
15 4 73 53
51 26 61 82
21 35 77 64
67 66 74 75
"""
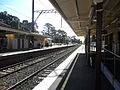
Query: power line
35 9 57 14
34 9 57 23
38 0 48 9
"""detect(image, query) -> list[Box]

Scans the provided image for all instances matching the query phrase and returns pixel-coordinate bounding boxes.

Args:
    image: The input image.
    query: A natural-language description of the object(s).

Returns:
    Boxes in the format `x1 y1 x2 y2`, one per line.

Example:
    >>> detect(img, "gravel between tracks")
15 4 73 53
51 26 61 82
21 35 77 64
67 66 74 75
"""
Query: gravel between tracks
0 45 79 90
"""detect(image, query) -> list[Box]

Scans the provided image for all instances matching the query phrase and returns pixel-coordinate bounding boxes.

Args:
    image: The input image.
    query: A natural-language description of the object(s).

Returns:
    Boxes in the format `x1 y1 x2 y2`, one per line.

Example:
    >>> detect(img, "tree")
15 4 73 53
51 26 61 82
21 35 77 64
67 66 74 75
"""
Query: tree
42 23 69 45
44 23 55 36
55 29 67 44
70 36 81 44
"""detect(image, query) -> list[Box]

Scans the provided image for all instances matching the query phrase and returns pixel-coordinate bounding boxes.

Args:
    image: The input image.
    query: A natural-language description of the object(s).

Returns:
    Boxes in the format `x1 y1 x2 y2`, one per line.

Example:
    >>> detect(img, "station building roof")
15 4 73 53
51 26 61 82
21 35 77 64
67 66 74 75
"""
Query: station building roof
0 26 48 38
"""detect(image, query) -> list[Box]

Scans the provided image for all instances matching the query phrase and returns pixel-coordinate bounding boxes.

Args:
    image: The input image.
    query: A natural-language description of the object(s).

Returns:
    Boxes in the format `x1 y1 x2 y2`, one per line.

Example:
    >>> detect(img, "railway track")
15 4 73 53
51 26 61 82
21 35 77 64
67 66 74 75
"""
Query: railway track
0 45 79 90
0 51 63 78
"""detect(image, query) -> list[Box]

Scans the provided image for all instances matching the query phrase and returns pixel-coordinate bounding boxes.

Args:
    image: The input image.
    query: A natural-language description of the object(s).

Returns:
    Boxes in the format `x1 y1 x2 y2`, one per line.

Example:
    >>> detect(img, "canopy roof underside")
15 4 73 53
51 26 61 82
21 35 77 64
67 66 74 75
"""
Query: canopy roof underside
49 0 120 36
49 0 93 36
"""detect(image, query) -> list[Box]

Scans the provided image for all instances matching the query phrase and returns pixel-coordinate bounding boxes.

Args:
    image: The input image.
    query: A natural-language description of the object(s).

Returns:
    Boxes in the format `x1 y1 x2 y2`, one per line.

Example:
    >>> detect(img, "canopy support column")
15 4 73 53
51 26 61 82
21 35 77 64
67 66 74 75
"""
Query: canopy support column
88 29 91 65
85 35 88 58
95 2 103 90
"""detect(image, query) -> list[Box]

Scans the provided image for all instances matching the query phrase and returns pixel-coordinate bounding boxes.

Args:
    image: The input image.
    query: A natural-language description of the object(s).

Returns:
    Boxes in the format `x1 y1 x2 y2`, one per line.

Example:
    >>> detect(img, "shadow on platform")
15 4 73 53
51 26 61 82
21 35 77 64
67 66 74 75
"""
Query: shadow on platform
57 53 114 90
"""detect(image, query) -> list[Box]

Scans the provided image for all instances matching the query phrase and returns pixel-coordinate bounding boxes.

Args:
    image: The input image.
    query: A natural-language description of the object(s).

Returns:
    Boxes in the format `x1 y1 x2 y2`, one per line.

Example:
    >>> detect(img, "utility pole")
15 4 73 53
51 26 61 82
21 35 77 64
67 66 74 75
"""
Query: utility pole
61 16 62 28
32 0 34 32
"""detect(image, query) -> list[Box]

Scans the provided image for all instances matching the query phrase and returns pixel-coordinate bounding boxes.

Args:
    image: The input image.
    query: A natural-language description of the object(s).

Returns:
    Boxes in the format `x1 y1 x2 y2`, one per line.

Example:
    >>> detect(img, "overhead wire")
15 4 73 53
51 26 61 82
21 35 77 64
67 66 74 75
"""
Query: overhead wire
34 0 54 27
0 0 60 30
38 0 62 29
0 1 46 32
0 2 32 20
38 0 49 9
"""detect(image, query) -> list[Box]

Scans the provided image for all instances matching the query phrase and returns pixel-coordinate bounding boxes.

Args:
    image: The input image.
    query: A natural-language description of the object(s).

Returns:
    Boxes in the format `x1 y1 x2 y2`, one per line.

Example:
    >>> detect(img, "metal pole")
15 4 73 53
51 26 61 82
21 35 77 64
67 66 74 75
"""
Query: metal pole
32 0 34 32
95 2 103 90
85 36 88 58
88 29 91 65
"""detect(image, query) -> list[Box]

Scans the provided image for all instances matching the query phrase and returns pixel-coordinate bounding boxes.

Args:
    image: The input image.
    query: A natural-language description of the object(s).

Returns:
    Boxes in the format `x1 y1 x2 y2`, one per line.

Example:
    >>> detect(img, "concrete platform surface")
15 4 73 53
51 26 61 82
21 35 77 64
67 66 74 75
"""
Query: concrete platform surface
59 53 114 90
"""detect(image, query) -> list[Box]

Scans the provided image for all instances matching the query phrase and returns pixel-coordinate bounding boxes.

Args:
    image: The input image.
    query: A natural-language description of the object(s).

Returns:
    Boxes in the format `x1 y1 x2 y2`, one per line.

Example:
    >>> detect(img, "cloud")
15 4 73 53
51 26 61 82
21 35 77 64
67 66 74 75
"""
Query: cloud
5 4 16 9
5 4 24 11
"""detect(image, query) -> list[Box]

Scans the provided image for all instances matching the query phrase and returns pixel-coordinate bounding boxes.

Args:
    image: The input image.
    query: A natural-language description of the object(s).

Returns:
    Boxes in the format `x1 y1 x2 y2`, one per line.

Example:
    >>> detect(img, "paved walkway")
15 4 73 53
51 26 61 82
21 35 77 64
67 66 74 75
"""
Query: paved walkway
58 53 114 90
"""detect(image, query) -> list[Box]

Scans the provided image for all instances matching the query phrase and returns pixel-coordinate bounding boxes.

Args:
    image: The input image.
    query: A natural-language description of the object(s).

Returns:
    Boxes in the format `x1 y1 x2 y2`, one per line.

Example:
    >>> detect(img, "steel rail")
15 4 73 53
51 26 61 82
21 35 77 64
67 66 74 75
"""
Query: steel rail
0 48 67 78
6 49 73 90
0 55 52 78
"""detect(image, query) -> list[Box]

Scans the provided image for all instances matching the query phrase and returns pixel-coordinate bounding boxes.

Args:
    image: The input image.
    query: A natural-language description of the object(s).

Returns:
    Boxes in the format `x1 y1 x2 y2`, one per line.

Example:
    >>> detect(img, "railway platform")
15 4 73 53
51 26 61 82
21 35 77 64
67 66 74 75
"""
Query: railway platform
33 45 114 90
0 44 72 56
58 54 114 90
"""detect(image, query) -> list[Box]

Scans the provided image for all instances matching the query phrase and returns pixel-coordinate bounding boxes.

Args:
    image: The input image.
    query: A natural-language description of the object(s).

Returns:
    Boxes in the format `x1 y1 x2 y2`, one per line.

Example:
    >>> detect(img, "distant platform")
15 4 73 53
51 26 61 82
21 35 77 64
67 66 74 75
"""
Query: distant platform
0 44 75 56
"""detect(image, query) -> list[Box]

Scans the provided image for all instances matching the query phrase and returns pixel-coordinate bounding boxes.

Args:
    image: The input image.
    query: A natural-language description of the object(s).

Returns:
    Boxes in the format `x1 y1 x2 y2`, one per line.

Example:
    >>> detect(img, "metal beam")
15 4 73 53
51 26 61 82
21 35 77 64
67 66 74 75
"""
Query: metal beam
34 11 43 23
75 0 81 31
34 9 57 23
68 19 89 22
94 0 103 4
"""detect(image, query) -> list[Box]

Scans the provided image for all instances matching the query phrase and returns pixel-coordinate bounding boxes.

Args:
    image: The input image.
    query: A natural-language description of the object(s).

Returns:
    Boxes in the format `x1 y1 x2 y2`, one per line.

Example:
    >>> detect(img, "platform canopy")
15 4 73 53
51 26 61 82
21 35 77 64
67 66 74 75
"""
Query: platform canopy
49 0 106 36
49 0 120 37
49 0 94 36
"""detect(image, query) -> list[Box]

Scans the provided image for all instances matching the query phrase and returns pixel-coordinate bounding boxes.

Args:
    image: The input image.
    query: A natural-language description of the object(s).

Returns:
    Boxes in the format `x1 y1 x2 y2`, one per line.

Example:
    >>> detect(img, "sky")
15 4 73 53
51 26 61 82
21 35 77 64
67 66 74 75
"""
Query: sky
0 0 84 41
